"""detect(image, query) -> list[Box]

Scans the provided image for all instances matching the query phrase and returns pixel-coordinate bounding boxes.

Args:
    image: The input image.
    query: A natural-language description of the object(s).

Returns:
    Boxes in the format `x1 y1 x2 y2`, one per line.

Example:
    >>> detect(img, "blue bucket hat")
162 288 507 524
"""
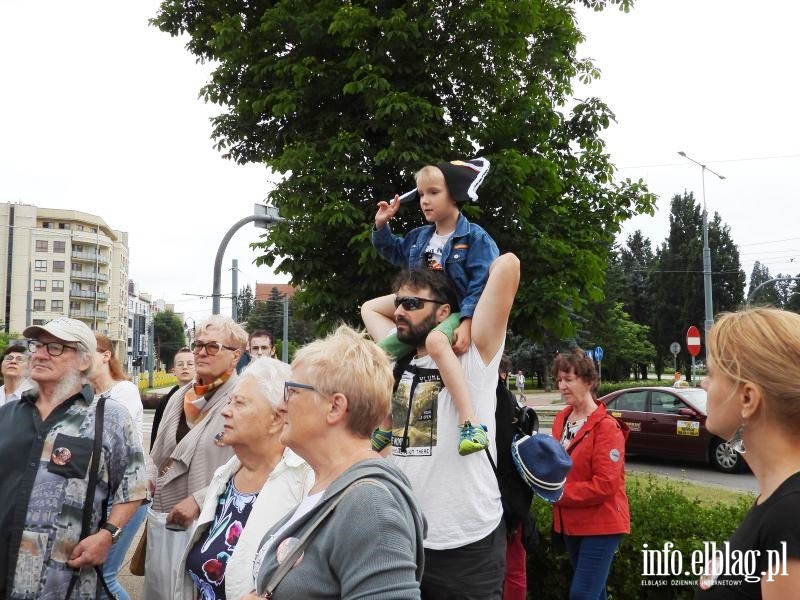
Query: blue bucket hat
511 432 572 503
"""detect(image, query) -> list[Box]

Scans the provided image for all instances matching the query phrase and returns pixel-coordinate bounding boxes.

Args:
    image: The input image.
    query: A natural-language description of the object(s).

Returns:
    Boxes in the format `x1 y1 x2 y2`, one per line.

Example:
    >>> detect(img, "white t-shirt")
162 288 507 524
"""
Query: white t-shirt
424 232 453 270
389 345 503 549
105 380 144 442
515 373 525 389
0 379 33 406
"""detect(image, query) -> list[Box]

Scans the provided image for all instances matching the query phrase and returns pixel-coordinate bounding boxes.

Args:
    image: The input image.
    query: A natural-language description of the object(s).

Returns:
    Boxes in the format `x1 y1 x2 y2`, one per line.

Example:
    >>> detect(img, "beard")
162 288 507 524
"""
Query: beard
396 311 439 349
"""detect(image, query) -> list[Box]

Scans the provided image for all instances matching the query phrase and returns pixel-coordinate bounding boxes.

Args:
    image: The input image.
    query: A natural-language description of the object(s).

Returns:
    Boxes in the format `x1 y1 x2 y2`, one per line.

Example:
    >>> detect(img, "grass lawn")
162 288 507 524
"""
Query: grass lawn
626 471 755 506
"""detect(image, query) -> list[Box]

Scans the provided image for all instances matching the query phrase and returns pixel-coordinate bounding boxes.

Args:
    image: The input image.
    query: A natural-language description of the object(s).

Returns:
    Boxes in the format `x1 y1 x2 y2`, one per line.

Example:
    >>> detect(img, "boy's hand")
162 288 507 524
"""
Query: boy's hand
375 194 401 229
452 318 472 355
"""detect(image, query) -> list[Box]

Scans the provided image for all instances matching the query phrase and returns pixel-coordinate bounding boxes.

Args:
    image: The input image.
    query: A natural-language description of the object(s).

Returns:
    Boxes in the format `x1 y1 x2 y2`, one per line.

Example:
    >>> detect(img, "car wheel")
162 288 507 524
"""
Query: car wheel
709 437 744 473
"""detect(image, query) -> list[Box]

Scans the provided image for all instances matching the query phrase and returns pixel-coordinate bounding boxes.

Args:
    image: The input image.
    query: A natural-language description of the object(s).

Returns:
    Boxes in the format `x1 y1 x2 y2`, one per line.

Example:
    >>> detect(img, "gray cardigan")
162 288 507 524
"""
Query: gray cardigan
255 458 426 599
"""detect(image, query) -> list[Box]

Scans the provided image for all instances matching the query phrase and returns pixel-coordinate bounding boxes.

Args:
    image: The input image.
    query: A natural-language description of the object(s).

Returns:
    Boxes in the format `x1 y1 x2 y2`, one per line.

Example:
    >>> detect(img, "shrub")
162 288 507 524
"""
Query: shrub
527 476 751 598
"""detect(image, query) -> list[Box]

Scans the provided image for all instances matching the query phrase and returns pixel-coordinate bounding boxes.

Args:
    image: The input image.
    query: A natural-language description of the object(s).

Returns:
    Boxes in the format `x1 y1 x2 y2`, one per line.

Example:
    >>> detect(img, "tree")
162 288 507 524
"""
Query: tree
237 284 255 323
153 311 186 370
650 193 744 373
786 274 800 314
153 0 654 340
246 288 285 335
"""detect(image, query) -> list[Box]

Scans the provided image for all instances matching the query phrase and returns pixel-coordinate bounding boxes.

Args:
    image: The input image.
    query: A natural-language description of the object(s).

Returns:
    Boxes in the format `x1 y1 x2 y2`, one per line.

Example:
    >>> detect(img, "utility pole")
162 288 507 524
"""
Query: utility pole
232 259 239 322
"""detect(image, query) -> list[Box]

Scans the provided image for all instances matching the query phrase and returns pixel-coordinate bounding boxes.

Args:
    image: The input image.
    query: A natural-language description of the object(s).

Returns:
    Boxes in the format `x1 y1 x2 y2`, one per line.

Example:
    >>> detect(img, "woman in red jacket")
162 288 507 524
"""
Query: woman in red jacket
551 350 630 600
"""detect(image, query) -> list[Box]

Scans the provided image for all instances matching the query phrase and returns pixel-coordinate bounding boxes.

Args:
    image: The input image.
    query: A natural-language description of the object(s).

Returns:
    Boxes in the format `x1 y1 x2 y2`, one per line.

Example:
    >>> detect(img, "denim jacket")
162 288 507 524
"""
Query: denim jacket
372 213 499 319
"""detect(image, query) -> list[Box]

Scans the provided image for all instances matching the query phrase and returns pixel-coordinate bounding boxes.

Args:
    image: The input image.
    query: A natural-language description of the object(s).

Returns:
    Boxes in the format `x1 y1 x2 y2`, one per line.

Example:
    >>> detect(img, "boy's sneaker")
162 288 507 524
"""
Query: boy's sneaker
458 421 489 456
371 428 393 452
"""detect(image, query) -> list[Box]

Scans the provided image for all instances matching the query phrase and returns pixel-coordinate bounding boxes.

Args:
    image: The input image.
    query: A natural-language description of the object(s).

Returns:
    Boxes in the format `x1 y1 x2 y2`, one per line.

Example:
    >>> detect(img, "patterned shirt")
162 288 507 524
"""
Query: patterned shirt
0 384 147 599
186 478 258 599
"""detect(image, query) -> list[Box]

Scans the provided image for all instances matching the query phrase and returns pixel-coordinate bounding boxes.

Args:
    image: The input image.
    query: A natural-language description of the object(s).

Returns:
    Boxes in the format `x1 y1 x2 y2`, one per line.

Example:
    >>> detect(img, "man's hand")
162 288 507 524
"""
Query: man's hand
67 530 112 568
166 495 200 529
452 318 472 355
374 194 401 230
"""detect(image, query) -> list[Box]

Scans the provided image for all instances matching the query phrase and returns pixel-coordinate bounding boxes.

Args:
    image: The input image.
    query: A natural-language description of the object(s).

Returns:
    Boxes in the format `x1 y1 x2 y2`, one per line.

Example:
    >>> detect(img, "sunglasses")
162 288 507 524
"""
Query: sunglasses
393 296 446 311
190 341 238 356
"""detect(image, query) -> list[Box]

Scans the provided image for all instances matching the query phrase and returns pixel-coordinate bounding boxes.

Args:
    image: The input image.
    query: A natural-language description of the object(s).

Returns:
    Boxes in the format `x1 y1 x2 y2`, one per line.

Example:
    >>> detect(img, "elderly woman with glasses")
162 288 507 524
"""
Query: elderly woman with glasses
174 357 313 600
145 315 247 600
244 325 426 600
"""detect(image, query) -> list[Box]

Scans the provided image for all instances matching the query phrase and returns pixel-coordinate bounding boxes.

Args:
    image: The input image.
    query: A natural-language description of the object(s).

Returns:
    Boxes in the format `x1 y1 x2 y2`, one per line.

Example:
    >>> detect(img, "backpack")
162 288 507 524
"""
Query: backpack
392 358 539 547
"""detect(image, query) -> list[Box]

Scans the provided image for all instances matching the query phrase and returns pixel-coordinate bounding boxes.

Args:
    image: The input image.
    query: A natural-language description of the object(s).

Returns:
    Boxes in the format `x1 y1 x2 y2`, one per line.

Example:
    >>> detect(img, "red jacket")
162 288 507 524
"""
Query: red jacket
551 403 630 536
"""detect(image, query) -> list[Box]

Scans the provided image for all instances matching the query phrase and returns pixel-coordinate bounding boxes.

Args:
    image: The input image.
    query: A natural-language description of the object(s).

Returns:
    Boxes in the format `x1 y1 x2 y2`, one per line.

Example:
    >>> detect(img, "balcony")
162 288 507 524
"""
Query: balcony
69 289 108 302
71 250 110 265
70 270 109 283
69 309 108 320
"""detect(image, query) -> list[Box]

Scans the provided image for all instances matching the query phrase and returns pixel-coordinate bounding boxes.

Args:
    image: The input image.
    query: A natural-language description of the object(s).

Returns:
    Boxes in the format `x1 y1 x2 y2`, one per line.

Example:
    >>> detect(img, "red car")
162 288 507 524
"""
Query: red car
600 386 745 473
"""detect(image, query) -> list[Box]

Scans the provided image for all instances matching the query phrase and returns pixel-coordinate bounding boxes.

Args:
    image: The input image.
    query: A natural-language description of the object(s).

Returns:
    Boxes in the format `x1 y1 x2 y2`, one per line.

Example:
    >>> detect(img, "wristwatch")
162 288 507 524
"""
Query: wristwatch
100 522 123 544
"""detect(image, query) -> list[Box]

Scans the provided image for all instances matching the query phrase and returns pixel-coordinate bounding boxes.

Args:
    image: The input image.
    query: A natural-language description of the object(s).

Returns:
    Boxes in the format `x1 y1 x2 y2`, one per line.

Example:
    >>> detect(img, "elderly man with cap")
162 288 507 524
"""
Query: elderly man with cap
0 317 147 599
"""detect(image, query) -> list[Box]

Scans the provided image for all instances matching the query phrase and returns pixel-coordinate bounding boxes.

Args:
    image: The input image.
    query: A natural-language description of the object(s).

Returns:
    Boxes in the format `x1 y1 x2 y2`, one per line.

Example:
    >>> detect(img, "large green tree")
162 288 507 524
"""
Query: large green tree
237 284 255 323
153 311 187 370
650 193 744 375
154 0 654 339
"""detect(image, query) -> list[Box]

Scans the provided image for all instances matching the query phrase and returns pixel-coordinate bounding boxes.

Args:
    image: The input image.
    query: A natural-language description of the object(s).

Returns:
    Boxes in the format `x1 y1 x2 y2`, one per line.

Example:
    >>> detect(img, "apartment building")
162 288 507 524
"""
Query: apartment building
0 203 129 364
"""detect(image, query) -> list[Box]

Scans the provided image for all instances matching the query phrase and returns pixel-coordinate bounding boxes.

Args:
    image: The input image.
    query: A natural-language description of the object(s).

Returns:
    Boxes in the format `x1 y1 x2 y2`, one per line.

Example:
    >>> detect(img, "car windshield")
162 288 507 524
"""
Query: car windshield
677 388 707 414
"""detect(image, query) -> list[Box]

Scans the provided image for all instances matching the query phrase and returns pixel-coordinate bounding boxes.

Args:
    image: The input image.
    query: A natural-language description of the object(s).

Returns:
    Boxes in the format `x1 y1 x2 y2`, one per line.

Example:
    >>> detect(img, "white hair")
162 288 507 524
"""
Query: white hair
239 357 292 410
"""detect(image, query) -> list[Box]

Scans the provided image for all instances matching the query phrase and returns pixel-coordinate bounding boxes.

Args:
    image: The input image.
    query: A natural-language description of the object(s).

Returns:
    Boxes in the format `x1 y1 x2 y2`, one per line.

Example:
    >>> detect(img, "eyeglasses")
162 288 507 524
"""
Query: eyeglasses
2 354 28 364
190 341 238 356
284 381 316 404
393 296 446 311
28 339 78 357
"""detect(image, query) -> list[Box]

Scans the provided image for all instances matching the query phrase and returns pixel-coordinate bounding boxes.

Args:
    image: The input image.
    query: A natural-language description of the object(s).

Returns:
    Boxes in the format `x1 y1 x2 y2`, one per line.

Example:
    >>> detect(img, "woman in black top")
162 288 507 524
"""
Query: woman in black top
697 307 800 598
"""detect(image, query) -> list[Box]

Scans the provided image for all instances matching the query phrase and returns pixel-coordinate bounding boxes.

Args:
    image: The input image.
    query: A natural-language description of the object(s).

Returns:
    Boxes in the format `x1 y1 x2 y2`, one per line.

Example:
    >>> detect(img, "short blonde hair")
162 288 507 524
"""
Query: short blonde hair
292 325 393 438
415 164 444 185
708 308 800 432
196 315 248 349
239 356 292 411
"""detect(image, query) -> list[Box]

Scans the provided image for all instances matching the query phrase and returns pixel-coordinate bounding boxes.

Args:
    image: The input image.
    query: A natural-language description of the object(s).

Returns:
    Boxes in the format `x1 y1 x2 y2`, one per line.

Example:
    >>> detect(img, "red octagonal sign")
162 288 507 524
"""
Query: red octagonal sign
686 326 702 357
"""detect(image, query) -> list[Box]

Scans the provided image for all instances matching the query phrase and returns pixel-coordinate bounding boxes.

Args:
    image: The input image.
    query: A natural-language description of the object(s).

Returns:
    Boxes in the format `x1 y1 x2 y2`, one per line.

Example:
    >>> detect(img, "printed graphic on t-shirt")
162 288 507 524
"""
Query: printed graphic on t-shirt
391 366 442 456
424 233 451 271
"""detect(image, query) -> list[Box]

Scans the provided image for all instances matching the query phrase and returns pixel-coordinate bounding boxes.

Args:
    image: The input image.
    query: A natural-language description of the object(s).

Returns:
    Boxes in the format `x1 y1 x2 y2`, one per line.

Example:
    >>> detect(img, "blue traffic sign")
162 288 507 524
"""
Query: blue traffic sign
595 346 604 362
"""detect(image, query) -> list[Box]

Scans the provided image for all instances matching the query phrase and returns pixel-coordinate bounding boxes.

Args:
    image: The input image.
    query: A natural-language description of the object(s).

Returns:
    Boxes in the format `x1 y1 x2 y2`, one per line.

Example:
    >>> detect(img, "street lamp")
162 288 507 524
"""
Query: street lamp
677 151 726 336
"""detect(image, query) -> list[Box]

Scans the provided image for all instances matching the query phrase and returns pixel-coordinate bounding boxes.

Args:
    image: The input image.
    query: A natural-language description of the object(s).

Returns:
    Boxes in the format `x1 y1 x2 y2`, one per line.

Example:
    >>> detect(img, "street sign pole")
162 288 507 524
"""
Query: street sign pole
686 326 702 385
669 342 681 373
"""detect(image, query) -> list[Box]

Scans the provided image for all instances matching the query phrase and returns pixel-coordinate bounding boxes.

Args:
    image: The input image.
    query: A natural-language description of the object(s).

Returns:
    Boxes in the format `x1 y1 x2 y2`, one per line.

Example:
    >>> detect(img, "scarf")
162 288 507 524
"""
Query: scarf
183 371 232 426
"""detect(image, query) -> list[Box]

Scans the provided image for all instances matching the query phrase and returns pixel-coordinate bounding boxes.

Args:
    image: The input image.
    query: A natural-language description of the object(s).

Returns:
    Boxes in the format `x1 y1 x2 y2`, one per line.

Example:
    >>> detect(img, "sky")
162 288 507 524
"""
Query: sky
2 0 799 320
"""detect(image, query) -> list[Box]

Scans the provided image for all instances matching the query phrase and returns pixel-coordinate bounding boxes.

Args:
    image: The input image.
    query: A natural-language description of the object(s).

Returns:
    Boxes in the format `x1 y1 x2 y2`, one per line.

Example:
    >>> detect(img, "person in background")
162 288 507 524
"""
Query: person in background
515 369 526 403
145 315 246 599
696 307 800 598
236 329 276 375
90 333 147 600
551 349 629 600
0 318 146 599
248 326 426 600
175 357 313 600
150 347 196 448
0 344 32 406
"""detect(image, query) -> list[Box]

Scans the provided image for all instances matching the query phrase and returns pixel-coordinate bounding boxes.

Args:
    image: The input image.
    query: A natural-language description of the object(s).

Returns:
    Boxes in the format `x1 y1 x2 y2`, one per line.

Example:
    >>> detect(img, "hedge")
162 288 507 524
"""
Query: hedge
526 476 751 598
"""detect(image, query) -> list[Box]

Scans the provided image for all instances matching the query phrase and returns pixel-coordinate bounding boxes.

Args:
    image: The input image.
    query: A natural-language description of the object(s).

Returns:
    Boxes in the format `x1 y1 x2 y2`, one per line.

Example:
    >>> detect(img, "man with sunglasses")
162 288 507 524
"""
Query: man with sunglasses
362 253 520 600
0 317 146 599
0 344 32 406
145 315 247 599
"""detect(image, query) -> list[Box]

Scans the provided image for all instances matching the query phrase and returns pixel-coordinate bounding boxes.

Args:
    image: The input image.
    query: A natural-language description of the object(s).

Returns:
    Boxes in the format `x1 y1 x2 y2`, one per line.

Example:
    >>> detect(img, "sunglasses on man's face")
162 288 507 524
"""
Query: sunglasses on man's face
393 296 446 311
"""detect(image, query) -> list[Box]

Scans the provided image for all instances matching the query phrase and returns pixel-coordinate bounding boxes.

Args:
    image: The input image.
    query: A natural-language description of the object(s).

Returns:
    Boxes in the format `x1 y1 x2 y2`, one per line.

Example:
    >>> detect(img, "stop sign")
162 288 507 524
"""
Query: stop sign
686 326 702 357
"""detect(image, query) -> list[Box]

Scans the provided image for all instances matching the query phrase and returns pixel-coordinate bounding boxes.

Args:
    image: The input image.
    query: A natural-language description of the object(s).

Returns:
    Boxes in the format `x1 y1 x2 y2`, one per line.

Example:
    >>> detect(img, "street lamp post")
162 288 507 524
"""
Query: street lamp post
677 151 725 336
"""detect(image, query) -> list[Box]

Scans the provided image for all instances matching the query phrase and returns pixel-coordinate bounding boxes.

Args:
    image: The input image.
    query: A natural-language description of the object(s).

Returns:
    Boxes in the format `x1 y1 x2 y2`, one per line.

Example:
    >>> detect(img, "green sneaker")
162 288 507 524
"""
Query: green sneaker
458 421 489 456
371 428 393 452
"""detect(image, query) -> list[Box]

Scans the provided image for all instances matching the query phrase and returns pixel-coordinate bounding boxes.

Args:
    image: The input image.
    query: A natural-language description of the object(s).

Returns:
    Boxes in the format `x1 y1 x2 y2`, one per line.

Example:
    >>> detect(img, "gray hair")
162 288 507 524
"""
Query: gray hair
196 315 249 349
239 356 292 410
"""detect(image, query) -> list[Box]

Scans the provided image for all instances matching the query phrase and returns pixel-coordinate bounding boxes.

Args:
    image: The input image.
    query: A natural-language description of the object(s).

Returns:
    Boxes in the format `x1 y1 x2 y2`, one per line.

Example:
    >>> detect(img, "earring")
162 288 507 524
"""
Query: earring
728 422 746 454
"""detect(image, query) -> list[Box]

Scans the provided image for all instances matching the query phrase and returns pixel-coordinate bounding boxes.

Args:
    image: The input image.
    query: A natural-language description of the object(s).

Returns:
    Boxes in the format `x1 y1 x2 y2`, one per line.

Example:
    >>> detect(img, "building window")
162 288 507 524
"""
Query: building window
72 263 83 272
52 260 65 273
53 241 66 253
36 240 48 252
70 301 81 311
33 299 46 310
35 260 46 272
52 280 64 292
58 223 71 230
32 319 46 325
34 279 47 291
51 300 64 312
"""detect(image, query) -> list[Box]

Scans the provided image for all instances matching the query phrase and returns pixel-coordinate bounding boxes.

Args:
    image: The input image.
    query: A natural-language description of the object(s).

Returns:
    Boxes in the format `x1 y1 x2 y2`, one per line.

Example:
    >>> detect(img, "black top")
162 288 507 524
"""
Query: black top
695 471 800 598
